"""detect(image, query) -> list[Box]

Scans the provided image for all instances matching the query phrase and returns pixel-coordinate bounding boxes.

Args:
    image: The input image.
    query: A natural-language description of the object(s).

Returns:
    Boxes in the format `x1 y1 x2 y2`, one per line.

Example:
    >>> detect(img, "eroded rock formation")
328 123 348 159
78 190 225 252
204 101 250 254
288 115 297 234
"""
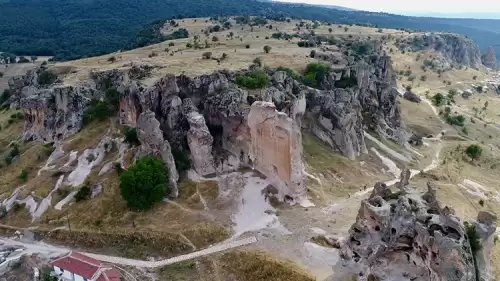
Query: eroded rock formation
337 170 497 281
248 101 306 202
137 110 179 197
400 33 482 68
186 110 216 176
10 44 407 203
482 46 497 69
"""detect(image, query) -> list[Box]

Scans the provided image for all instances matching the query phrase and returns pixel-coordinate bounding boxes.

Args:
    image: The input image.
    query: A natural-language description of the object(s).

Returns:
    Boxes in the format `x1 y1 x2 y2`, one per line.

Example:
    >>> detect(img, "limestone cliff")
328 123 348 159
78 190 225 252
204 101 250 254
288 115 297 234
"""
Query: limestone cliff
336 170 497 281
9 44 407 202
400 33 483 68
248 101 306 202
482 46 497 70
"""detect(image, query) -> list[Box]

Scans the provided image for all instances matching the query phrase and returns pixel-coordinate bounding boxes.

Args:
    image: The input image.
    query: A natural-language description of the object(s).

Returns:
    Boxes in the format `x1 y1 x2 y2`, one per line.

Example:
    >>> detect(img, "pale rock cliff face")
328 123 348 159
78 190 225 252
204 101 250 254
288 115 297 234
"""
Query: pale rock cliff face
136 110 179 197
10 46 407 203
337 169 497 281
402 34 482 68
21 85 97 142
473 211 497 281
186 110 216 176
482 46 497 69
248 101 307 202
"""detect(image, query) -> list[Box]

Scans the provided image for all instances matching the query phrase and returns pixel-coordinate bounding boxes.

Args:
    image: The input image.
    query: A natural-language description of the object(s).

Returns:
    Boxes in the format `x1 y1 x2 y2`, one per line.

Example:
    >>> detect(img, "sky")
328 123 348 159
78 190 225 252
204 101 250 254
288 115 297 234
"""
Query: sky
274 0 500 14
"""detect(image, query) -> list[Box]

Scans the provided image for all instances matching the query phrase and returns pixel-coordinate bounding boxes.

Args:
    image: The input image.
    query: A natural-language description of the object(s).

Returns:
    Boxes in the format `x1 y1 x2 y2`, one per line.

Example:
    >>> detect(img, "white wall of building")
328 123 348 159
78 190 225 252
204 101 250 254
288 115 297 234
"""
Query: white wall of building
53 266 74 280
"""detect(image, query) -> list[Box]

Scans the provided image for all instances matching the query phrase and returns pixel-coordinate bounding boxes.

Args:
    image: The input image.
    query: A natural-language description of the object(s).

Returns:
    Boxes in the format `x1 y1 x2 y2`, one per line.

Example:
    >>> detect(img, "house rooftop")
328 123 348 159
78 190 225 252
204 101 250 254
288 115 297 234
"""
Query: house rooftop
51 251 120 281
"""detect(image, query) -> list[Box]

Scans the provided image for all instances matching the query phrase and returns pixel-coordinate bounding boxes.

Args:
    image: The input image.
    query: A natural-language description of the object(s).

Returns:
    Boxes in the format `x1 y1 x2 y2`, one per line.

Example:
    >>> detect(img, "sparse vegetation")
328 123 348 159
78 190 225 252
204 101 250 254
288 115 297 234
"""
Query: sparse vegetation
75 185 91 202
465 144 482 160
302 62 331 88
18 168 28 182
171 147 191 172
120 156 170 210
446 115 465 127
37 70 57 85
263 45 272 54
432 93 445 106
124 127 140 146
235 70 270 89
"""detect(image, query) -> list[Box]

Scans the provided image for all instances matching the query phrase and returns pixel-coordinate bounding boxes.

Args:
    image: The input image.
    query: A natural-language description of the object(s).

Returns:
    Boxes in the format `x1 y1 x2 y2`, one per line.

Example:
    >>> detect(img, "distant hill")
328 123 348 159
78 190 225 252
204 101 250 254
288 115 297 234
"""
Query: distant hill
1 0 500 61
402 12 500 20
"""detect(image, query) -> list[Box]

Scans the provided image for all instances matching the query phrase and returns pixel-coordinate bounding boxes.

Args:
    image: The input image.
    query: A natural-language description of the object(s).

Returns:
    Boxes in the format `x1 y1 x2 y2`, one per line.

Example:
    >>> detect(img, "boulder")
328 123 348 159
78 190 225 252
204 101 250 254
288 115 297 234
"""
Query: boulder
403 91 421 103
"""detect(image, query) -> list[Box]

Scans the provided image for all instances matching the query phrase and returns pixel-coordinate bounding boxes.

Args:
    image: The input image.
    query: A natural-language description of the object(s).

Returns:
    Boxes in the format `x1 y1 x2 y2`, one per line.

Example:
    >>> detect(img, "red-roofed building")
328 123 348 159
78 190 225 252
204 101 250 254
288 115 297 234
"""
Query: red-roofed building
51 252 120 281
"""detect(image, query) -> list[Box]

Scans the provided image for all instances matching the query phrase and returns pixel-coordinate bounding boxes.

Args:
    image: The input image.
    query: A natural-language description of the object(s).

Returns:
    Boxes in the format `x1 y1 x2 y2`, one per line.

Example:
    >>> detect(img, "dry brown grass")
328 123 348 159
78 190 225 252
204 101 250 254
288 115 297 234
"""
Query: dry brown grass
218 249 315 281
64 120 110 152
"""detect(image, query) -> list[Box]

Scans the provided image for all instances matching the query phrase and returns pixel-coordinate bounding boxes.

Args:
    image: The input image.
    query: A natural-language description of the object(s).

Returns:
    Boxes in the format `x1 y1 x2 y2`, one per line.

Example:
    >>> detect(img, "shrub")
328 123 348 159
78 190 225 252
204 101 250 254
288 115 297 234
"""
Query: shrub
465 144 482 160
37 70 57 85
253 57 263 67
431 93 445 106
120 156 170 210
212 36 219 42
75 185 91 202
473 75 477 80
446 115 465 126
186 42 192 48
202 52 212 59
420 75 426 81
0 72 3 78
479 199 485 206
18 56 30 63
464 222 482 254
124 127 140 146
310 50 316 58
263 45 272 54
83 99 113 125
245 44 250 49
18 168 28 182
171 147 191 172
107 56 116 63
276 66 300 80
0 90 11 105
236 71 270 89
302 62 331 88
168 42 175 46
4 145 19 165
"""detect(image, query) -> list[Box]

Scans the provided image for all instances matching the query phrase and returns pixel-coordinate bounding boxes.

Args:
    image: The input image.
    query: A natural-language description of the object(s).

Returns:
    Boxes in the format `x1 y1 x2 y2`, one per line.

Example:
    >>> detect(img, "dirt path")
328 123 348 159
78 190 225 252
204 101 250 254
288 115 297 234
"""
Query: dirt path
0 236 257 268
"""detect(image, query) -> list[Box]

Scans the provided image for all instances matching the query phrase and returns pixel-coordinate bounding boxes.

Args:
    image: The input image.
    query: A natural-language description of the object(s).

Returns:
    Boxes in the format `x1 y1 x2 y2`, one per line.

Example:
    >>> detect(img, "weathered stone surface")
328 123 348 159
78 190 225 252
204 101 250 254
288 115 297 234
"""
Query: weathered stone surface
482 46 497 69
21 85 97 142
247 101 306 203
474 211 497 281
403 91 422 103
336 177 497 281
186 110 216 176
137 111 179 197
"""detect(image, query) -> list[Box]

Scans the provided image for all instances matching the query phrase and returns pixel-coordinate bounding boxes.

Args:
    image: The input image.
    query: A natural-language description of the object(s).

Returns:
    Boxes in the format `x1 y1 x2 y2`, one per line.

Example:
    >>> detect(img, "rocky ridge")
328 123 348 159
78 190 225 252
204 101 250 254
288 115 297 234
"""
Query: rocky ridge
337 169 497 281
399 33 483 68
8 46 406 204
482 46 497 70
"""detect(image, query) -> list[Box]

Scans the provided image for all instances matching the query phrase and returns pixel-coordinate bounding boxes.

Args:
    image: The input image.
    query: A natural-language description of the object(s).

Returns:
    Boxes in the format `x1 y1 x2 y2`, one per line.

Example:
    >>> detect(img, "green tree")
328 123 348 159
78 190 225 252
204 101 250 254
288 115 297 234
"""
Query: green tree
119 156 169 210
328 28 332 33
0 72 3 78
30 56 38 63
18 56 30 63
465 144 482 160
75 185 91 202
431 93 445 106
229 31 234 39
344 27 348 32
263 45 272 54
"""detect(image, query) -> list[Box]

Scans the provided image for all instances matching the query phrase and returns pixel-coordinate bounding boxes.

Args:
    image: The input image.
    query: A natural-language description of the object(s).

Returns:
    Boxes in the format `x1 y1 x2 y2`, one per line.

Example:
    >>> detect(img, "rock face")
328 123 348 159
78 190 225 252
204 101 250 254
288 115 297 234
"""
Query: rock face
136 111 179 197
10 45 407 203
248 101 306 203
186 110 216 176
338 171 497 281
401 34 482 68
482 46 497 69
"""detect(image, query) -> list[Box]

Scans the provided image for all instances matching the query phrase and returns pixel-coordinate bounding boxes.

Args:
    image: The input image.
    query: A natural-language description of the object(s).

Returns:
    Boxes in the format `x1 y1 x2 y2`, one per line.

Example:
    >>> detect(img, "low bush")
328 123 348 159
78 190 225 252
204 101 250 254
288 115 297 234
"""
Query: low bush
124 127 140 146
75 185 91 202
235 71 270 89
18 168 28 182
446 115 465 126
465 144 482 160
302 62 331 88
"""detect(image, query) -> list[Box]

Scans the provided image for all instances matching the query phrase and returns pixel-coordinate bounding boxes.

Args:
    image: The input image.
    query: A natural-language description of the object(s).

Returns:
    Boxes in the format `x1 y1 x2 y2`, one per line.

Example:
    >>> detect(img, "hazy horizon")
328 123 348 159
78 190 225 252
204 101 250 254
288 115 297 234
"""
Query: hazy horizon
274 0 500 17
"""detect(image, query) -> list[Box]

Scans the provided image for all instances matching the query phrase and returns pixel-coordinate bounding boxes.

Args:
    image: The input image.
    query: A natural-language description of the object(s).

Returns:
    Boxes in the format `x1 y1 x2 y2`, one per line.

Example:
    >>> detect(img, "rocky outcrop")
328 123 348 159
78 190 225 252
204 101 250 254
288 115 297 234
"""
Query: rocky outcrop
21 85 97 142
403 91 422 103
248 101 306 203
136 111 179 197
186 110 216 176
337 171 497 281
401 33 482 68
474 211 497 281
482 46 497 69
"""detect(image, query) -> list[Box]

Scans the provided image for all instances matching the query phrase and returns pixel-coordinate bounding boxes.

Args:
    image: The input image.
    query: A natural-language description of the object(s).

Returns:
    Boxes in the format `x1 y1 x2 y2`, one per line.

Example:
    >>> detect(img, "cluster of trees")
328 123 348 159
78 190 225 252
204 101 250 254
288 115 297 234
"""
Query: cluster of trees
2 0 500 61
